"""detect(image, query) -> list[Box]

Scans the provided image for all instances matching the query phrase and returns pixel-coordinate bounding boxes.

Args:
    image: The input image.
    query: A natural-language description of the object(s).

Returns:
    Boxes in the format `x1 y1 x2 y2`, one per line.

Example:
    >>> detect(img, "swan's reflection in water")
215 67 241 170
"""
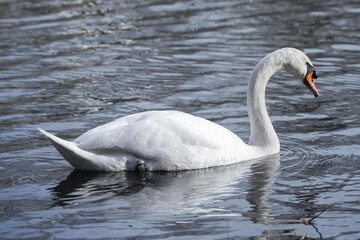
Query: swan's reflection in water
246 155 280 223
50 155 279 223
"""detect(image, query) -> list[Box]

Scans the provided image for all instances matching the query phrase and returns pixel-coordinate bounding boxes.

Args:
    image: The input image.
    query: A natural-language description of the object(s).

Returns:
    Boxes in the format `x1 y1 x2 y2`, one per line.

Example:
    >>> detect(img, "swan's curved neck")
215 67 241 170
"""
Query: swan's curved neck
247 51 283 151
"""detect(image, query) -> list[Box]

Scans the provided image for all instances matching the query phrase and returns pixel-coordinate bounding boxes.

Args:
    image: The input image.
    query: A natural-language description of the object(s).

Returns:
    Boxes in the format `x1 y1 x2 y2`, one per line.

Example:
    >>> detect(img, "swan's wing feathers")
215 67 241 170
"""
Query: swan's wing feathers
74 112 177 151
75 111 245 160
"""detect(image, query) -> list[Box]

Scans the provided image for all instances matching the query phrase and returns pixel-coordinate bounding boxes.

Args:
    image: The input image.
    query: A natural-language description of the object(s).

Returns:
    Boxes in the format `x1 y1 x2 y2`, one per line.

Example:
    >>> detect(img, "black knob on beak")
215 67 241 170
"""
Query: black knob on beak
313 70 318 79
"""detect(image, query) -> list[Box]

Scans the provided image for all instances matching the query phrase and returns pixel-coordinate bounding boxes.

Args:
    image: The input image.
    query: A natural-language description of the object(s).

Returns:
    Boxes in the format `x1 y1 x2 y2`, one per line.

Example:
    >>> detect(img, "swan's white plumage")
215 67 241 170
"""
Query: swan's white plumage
39 111 257 171
39 48 318 171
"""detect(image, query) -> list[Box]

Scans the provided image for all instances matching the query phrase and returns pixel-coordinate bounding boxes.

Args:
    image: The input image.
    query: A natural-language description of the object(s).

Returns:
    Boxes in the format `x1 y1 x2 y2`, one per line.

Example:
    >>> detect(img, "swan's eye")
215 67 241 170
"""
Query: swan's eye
305 62 316 76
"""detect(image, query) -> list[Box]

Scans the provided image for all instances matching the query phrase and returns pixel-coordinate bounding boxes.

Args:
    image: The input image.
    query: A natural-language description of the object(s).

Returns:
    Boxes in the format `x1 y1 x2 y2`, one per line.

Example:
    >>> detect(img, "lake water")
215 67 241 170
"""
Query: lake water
1 0 360 239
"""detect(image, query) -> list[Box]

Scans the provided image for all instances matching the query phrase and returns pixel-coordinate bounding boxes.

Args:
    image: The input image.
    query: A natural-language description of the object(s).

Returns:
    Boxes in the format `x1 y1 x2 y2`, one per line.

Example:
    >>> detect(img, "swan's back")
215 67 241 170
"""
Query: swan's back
73 111 247 170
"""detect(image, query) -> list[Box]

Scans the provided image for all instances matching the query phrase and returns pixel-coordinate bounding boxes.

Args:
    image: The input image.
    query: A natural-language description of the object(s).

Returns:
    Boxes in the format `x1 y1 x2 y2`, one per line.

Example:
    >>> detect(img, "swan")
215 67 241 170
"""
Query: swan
38 47 319 172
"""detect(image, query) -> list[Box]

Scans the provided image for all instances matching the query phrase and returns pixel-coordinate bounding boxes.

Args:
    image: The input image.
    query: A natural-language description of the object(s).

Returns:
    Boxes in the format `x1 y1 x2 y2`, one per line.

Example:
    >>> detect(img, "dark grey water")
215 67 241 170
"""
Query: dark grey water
1 0 360 239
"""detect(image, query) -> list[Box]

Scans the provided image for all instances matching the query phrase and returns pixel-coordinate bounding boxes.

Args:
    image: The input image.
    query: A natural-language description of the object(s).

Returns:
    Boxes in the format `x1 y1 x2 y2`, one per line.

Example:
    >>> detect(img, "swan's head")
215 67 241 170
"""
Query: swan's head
282 48 319 97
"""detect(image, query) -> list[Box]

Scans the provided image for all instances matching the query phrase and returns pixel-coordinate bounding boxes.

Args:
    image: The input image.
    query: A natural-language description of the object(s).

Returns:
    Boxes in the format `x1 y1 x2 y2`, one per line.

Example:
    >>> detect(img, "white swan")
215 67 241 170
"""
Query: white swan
38 48 319 172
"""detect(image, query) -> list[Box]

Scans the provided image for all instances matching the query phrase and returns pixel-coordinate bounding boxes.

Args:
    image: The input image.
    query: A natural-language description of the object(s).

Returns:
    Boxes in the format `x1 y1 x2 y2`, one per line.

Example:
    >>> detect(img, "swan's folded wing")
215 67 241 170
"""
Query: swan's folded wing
74 111 246 161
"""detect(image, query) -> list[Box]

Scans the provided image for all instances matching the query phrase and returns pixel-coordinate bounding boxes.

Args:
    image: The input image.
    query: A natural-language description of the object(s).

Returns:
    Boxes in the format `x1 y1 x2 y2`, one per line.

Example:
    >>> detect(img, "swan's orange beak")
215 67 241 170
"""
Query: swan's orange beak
303 71 319 97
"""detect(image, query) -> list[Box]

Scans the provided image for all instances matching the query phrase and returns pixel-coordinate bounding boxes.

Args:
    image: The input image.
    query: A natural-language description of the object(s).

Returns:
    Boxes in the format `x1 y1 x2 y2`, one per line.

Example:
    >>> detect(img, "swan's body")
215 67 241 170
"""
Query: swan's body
39 48 319 171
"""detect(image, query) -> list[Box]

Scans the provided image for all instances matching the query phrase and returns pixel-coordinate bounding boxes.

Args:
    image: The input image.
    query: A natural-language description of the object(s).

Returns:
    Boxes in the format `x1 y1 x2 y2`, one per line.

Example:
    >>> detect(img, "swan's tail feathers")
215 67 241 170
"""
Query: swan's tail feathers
37 128 114 171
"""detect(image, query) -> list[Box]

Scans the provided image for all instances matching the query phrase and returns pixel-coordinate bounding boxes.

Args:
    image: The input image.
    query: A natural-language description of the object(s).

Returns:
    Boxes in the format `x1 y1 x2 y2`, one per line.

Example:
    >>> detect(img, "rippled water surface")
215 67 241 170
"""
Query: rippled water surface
1 0 360 239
